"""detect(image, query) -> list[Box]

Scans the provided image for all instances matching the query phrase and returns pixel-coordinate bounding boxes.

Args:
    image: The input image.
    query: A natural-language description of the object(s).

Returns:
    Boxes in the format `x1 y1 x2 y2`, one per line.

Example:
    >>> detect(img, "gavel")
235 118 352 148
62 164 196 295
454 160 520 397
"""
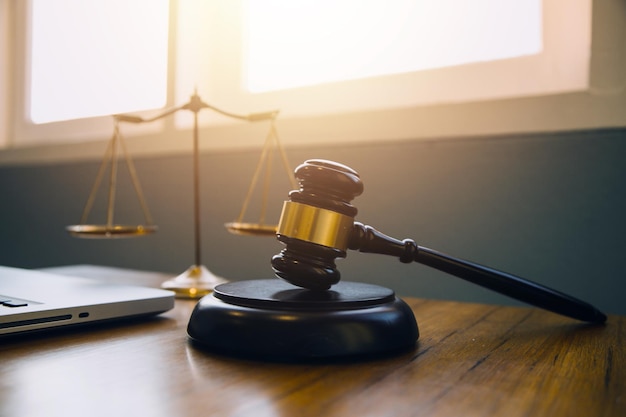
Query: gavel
272 159 607 324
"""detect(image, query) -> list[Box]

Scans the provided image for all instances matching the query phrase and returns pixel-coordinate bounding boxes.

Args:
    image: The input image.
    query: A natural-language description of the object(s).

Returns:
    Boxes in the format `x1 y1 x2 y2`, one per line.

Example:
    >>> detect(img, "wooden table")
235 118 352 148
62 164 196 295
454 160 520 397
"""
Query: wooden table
1 265 624 417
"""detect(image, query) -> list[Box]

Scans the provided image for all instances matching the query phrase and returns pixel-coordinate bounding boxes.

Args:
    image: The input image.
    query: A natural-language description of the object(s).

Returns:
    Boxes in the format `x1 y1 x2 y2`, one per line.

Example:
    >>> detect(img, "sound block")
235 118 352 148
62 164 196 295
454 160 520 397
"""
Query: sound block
187 279 419 361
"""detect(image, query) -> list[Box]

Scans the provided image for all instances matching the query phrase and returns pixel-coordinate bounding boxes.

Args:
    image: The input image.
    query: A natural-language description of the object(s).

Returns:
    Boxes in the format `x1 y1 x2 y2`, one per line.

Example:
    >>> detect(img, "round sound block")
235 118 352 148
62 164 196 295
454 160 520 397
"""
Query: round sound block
187 279 419 361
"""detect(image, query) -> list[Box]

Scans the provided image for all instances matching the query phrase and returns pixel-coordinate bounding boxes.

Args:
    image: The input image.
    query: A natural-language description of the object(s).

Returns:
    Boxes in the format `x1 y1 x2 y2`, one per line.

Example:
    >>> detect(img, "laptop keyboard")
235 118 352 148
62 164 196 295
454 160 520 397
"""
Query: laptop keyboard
0 296 31 308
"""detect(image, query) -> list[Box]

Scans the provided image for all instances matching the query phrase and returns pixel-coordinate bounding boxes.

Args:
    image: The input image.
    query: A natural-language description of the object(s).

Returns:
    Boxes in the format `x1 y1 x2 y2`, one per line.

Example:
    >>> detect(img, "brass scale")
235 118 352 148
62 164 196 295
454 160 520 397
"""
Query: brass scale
66 92 296 298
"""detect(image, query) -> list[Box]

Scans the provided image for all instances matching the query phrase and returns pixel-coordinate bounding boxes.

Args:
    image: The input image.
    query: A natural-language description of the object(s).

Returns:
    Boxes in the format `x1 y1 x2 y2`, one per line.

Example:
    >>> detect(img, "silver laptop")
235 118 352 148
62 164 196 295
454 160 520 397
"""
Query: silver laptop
0 265 175 336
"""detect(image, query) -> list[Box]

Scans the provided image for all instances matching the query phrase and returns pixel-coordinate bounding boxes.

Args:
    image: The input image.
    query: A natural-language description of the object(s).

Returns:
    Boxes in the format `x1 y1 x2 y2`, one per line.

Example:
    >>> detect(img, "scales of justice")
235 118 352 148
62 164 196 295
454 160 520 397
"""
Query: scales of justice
66 91 296 298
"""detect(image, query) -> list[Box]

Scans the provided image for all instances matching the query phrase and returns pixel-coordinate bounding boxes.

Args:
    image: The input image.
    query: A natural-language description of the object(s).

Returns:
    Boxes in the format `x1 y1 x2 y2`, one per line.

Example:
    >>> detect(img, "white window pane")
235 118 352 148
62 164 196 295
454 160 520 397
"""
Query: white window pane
29 0 169 124
245 0 542 93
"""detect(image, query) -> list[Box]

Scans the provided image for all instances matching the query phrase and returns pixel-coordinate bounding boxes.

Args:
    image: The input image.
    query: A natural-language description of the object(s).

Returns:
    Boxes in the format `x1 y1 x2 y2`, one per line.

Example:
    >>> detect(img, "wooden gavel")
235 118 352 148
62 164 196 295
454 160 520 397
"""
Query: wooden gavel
271 159 607 323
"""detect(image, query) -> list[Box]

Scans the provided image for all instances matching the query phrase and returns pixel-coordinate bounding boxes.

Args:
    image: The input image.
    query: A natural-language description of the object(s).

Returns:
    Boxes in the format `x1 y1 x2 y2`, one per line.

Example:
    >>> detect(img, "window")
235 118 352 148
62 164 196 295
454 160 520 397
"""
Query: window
11 0 171 147
29 0 169 124
5 0 596 151
179 0 590 125
245 0 542 93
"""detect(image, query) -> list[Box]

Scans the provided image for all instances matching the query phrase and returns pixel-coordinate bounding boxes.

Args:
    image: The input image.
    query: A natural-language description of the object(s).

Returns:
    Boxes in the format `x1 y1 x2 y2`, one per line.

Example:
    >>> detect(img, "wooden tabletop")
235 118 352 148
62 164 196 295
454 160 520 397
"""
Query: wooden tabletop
1 265 624 417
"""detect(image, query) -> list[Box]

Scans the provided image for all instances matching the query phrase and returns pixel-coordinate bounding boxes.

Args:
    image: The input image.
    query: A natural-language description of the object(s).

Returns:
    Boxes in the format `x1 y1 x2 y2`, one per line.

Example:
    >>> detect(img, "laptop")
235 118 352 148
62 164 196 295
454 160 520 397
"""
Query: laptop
0 265 175 336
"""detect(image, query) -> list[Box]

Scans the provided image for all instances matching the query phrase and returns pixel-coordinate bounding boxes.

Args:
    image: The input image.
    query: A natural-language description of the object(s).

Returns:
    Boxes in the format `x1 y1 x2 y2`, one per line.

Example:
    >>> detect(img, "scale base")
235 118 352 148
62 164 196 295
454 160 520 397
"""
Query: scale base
161 265 228 299
187 279 419 361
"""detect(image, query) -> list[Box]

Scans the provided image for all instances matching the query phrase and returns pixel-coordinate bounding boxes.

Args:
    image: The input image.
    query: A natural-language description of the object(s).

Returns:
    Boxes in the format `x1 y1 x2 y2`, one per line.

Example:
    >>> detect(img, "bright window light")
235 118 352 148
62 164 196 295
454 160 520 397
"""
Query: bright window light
28 0 169 124
245 0 542 93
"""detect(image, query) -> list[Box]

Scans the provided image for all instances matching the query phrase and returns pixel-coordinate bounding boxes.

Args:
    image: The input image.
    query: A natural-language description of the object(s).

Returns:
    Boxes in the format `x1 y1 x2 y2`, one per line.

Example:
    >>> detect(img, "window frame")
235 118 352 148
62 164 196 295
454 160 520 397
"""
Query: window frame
171 0 595 134
198 0 590 119
9 0 176 148
1 0 625 164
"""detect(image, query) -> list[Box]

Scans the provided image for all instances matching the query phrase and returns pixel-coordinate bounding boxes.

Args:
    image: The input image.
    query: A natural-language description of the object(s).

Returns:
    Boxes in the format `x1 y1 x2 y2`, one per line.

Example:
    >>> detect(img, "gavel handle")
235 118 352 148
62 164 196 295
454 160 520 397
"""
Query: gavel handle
349 223 607 323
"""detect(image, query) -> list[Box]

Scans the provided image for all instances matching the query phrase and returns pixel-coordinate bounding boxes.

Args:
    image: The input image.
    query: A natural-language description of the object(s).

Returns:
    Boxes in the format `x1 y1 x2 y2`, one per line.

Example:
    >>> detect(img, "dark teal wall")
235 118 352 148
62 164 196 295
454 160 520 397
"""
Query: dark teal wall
1 128 625 315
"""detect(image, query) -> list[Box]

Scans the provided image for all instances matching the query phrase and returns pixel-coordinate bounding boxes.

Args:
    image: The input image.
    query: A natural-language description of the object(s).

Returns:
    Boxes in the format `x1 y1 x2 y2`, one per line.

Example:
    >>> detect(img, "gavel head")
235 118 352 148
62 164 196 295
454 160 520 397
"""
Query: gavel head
271 159 363 290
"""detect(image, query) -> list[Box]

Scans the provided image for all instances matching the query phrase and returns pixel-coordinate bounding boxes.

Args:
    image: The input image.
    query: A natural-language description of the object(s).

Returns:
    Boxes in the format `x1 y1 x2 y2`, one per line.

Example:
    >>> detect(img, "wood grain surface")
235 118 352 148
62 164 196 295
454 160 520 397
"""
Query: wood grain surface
1 266 623 417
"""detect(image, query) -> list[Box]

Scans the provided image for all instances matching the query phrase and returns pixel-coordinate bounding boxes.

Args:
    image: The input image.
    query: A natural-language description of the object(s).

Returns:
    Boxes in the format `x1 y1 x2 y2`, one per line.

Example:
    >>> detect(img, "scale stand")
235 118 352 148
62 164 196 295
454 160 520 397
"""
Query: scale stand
159 94 226 297
67 91 290 298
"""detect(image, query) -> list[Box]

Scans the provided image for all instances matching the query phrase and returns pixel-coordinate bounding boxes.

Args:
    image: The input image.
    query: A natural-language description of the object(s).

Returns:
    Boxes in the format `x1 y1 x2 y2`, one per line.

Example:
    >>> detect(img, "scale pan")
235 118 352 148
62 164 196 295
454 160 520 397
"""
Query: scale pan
66 224 158 239
224 222 277 237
